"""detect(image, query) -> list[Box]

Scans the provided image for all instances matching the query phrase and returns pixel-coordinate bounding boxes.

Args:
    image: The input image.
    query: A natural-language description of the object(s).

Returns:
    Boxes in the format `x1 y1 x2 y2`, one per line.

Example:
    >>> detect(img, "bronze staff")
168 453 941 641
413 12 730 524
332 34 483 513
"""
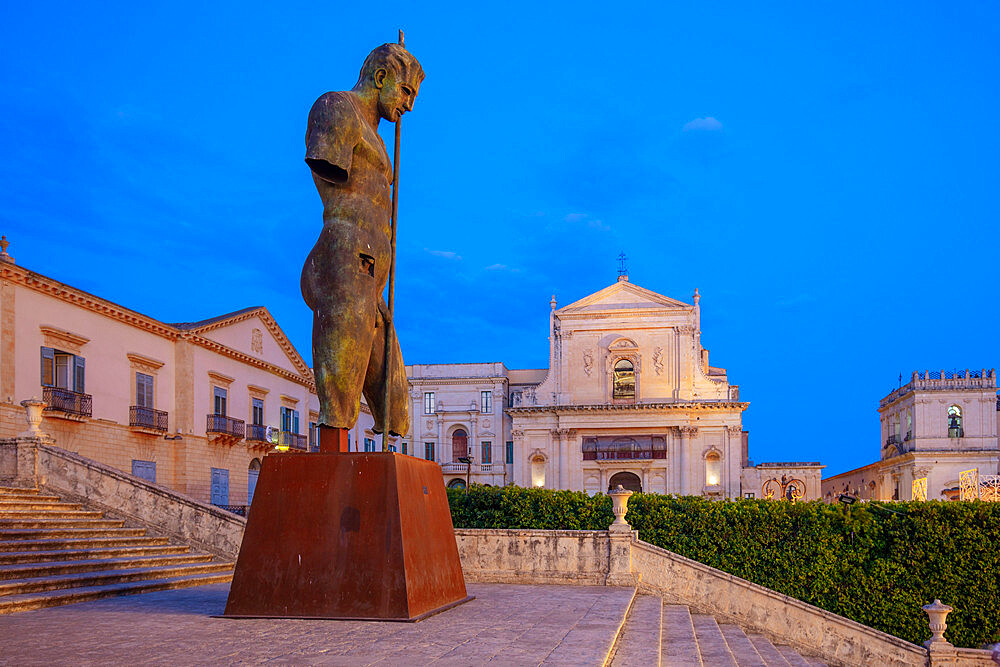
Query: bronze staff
381 29 404 451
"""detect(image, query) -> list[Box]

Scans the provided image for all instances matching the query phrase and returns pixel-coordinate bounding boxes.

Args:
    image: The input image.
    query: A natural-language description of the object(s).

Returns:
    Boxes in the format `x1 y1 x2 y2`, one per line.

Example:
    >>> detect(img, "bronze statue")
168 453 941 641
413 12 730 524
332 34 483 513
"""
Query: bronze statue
302 42 423 439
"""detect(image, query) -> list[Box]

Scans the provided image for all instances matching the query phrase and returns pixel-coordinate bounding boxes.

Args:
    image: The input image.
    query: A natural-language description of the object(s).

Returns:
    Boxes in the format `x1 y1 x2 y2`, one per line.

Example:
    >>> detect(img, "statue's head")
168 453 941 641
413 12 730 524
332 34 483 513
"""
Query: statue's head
355 43 425 122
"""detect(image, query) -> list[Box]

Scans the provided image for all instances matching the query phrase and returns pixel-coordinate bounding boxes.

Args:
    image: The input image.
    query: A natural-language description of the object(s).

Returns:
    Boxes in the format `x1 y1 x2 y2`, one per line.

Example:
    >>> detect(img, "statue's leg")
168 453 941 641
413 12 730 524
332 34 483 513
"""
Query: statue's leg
313 307 373 429
363 299 411 439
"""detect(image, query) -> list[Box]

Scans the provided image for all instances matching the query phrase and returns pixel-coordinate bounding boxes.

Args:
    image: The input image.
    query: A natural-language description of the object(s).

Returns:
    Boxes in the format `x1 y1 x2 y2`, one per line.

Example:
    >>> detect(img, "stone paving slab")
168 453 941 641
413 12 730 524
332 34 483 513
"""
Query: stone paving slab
0 582 635 666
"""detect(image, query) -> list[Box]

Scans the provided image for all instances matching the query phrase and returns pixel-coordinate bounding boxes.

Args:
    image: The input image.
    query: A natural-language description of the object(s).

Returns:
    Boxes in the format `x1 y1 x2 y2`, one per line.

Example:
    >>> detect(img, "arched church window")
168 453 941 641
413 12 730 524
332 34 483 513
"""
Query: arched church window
452 429 469 461
530 456 546 488
613 359 635 401
705 451 721 487
447 478 466 490
947 405 963 438
906 411 912 441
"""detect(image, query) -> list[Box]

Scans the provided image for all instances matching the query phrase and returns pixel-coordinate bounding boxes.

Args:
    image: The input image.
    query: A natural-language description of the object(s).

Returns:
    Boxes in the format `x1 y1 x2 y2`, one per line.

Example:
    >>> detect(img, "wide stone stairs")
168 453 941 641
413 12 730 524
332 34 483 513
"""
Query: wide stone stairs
0 486 235 613
609 594 828 666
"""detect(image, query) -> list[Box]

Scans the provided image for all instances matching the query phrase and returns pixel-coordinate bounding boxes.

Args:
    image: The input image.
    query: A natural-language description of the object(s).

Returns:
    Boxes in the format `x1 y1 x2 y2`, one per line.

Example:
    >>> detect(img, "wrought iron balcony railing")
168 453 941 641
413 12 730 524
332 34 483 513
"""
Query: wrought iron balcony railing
213 504 247 517
279 430 307 451
886 434 899 445
246 423 268 442
206 414 245 439
129 406 168 431
43 387 92 417
583 448 666 461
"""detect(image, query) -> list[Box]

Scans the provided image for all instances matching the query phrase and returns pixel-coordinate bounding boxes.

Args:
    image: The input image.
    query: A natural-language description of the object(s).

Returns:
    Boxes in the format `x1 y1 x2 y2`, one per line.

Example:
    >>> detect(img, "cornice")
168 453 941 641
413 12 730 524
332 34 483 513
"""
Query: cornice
190 333 315 392
39 325 90 350
207 371 236 386
126 352 165 371
507 401 749 415
5 265 179 339
186 307 313 379
407 376 509 386
558 308 695 320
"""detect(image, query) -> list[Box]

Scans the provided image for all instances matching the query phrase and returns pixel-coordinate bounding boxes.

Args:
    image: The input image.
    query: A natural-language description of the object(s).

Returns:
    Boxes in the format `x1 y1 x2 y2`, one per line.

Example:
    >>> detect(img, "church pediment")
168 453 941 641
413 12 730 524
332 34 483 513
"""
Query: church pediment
559 281 691 314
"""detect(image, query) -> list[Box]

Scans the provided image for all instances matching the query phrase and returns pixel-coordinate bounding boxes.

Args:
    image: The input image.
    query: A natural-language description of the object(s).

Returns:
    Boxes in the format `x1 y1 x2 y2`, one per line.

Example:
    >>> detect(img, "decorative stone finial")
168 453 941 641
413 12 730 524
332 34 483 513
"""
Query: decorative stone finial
922 599 954 647
19 397 48 438
0 235 13 264
550 294 557 310
693 287 700 305
608 484 634 532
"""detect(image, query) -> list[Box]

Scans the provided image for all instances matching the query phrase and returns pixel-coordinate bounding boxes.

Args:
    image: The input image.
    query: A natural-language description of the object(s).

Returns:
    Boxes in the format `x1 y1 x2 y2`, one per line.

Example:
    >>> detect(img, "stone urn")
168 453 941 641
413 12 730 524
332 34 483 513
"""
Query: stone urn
922 599 953 647
19 397 47 438
608 484 633 532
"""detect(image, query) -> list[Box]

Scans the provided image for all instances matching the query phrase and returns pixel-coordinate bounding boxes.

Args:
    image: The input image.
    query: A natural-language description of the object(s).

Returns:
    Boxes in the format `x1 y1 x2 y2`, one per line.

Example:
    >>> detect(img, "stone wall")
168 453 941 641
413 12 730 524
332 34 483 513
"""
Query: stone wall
0 438 246 558
454 528 949 667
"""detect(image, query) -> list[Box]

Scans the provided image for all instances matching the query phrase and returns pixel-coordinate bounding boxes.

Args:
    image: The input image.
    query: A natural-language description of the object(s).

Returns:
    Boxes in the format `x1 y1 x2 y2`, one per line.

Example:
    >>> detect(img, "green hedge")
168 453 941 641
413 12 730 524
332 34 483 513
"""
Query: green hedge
447 486 1000 649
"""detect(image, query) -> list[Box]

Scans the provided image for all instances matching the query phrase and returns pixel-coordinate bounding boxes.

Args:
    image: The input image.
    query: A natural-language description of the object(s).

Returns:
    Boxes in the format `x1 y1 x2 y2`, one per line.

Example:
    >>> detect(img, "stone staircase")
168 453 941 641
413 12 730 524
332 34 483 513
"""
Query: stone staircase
0 486 234 613
609 594 828 666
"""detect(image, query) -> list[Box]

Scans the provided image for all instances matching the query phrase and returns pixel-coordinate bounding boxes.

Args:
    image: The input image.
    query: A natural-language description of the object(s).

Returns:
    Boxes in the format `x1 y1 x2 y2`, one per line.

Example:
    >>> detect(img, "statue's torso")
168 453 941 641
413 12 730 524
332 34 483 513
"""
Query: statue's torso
305 92 393 286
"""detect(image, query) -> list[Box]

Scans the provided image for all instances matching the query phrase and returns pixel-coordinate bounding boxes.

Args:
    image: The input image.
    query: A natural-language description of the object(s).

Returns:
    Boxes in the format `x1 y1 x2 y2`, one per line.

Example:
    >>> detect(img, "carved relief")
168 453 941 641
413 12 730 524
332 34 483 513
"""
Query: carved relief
583 349 594 376
483 419 491 429
653 347 664 375
726 425 743 436
251 328 264 356
678 426 699 437
676 325 696 335
511 429 525 440
425 420 434 430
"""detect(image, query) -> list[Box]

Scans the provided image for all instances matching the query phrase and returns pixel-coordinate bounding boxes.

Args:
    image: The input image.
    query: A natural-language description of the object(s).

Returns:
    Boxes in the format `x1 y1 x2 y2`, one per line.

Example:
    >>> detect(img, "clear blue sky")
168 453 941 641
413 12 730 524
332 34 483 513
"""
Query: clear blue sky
2 2 998 475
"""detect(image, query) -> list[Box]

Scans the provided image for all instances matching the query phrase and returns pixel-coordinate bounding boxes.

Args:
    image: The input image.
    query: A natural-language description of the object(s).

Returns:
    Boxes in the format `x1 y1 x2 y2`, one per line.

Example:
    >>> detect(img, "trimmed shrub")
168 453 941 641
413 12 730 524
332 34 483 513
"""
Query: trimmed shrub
447 486 1000 648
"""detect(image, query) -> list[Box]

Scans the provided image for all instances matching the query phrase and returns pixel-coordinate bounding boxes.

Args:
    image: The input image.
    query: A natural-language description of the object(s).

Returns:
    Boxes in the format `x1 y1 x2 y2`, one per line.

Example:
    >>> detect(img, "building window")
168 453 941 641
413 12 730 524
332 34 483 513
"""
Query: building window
136 373 154 409
423 392 436 414
505 441 514 465
281 406 300 434
308 421 318 452
613 359 635 400
530 456 545 488
401 441 408 455
252 398 264 426
481 441 492 464
947 405 963 437
452 429 469 462
481 391 492 413
705 451 721 486
906 410 912 441
213 386 227 416
131 460 156 483
364 437 375 452
424 442 435 461
41 347 85 393
744 492 755 499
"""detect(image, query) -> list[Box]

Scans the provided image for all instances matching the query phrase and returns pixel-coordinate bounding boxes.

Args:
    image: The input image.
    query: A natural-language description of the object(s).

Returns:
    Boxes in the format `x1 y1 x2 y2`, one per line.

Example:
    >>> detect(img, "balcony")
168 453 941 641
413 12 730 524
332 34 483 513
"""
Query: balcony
129 406 168 434
245 424 274 450
43 387 92 420
278 430 307 451
440 461 499 474
206 414 244 444
582 436 667 462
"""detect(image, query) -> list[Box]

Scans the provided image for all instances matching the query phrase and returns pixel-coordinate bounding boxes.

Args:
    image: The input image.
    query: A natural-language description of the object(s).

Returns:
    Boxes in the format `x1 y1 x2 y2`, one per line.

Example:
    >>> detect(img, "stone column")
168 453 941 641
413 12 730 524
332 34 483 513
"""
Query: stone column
511 429 524 486
553 428 571 489
727 426 742 498
678 426 698 495
436 414 444 462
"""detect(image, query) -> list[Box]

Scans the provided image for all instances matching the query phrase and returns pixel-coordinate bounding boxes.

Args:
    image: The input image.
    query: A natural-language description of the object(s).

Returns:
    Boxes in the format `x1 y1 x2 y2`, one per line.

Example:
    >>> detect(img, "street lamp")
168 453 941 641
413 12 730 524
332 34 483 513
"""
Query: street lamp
457 456 472 492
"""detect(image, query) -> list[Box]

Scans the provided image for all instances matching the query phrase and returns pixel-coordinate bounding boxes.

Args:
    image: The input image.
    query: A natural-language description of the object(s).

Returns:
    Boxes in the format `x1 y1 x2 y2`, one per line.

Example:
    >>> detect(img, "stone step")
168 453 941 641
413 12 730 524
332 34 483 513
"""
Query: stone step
0 536 169 552
747 634 792 666
0 544 190 565
0 519 125 530
0 501 83 511
662 604 703 667
691 614 738 667
0 493 64 502
0 527 146 540
0 510 104 520
609 595 662 666
719 624 767 666
775 645 814 667
0 570 234 614
0 553 214 580
0 561 234 596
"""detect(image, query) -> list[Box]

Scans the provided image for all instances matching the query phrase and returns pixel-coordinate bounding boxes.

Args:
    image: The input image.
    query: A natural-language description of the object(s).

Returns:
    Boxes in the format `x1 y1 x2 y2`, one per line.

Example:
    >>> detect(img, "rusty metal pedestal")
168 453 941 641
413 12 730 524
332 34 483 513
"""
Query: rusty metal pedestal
223 452 472 621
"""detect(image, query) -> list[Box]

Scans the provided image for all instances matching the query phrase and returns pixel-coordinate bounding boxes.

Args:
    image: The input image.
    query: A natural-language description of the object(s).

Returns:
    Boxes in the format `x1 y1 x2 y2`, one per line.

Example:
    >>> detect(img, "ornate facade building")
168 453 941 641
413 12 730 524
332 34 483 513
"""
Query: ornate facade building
398 276 823 499
0 243 321 509
822 370 1000 502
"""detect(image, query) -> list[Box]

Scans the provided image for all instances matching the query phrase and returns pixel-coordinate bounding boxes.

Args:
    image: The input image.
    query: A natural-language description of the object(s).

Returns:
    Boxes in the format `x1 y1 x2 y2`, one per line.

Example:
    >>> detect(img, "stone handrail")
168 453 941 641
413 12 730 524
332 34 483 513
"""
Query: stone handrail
0 437 246 558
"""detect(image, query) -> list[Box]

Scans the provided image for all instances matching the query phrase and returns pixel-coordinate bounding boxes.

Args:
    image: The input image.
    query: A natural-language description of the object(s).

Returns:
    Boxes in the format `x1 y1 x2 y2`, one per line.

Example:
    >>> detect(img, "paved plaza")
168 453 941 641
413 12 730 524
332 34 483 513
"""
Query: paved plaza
0 583 635 665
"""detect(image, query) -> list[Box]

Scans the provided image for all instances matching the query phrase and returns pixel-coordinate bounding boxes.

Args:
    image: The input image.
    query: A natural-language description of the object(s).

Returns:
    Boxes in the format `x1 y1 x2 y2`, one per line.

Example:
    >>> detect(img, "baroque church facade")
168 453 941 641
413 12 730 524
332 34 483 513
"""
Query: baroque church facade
398 276 824 500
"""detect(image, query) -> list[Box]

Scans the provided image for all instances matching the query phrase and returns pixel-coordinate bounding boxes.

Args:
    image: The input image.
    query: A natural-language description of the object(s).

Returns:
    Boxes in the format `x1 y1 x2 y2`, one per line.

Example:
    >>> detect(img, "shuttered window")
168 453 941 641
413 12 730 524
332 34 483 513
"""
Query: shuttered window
136 373 153 408
40 347 85 392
